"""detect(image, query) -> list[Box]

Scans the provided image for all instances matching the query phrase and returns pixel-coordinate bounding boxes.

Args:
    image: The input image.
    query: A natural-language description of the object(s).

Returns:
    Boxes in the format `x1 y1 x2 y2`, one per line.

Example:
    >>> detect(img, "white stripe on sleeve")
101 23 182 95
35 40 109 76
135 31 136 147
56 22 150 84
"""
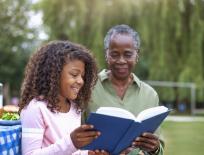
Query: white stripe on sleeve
22 128 44 138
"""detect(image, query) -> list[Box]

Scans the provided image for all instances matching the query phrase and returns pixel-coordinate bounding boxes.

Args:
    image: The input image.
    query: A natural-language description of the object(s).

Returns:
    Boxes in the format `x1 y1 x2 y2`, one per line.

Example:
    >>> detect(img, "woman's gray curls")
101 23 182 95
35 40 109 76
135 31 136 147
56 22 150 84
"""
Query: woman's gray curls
104 24 141 50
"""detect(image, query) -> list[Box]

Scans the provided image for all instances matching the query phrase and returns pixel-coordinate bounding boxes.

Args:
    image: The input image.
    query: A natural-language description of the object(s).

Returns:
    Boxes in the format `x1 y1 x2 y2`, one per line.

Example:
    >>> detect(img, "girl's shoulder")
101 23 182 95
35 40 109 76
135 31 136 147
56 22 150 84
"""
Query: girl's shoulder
27 99 47 110
20 99 48 129
21 99 48 115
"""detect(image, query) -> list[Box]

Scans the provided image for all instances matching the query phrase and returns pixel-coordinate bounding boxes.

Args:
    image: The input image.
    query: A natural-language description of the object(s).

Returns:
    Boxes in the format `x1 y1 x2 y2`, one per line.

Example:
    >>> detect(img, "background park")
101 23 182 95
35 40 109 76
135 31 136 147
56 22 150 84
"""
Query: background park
0 0 204 154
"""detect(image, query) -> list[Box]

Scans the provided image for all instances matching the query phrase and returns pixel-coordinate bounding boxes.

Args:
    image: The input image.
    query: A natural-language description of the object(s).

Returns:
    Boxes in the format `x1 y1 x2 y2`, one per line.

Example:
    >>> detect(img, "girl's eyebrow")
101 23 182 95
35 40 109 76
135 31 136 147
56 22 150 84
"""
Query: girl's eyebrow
69 68 85 75
70 68 80 71
70 68 83 72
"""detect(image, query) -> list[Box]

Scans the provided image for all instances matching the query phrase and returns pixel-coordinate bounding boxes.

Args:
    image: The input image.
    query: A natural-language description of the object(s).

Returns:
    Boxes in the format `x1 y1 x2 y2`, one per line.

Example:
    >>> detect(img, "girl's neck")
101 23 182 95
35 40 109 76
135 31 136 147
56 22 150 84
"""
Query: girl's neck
58 97 71 113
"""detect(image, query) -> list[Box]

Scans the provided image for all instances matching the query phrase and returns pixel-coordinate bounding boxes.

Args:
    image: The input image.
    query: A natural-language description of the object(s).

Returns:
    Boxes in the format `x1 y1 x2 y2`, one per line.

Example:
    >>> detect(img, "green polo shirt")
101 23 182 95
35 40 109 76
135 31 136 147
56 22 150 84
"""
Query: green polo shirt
86 69 164 155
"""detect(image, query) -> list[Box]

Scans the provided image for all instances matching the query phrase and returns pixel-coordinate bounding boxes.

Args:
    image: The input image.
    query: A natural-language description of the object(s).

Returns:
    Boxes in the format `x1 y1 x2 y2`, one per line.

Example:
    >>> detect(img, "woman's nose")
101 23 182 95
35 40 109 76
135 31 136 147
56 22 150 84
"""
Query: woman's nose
118 55 126 63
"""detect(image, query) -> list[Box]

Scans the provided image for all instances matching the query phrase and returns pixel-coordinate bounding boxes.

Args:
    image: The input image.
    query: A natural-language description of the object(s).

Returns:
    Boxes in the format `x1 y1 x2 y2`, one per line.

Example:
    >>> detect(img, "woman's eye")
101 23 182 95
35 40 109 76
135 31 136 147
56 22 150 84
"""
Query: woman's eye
124 54 132 58
110 53 119 59
124 52 134 58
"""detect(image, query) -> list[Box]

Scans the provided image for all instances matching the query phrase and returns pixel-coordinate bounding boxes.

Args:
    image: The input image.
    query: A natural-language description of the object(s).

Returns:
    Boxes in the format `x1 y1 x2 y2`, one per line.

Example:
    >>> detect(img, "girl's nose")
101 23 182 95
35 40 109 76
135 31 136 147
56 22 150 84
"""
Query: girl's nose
77 76 84 86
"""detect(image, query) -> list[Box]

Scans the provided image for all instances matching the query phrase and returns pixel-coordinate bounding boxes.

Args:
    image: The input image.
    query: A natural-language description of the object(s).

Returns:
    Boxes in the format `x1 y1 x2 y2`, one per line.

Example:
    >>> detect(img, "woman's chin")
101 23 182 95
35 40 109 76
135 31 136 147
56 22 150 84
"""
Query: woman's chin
115 72 130 80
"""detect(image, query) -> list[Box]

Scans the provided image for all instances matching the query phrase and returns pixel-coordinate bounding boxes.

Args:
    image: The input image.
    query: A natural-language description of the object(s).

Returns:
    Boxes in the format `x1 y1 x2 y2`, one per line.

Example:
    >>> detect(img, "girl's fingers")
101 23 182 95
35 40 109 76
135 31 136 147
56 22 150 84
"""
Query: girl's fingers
75 124 94 131
77 131 101 138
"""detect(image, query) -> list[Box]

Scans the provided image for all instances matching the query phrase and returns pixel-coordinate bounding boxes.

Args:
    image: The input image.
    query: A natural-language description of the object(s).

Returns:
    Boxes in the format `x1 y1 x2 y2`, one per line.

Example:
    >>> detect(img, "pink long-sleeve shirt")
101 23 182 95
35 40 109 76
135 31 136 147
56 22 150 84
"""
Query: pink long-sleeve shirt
20 99 88 155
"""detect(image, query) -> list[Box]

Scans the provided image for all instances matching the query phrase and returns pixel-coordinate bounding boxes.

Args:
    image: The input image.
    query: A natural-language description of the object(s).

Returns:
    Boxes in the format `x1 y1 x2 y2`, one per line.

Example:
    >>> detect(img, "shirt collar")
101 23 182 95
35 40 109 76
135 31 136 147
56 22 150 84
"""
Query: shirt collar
99 69 141 88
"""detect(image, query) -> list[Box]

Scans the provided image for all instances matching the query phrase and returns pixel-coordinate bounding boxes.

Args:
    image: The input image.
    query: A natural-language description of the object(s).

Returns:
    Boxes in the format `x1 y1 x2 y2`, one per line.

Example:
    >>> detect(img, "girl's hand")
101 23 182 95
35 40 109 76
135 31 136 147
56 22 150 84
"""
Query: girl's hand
70 124 100 148
88 150 110 155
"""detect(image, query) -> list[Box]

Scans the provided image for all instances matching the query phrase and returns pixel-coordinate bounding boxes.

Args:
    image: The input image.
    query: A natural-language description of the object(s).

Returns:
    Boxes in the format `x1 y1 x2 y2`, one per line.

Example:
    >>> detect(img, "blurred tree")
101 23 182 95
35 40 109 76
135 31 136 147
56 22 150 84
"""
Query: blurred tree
36 0 204 104
0 0 36 104
137 0 204 102
36 0 139 69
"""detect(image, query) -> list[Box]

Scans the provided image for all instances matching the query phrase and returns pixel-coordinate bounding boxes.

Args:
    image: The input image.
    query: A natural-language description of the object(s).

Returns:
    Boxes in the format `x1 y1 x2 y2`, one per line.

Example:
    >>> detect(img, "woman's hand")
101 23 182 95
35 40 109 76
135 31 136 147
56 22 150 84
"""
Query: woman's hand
70 124 100 148
132 132 160 153
120 147 135 155
89 150 109 155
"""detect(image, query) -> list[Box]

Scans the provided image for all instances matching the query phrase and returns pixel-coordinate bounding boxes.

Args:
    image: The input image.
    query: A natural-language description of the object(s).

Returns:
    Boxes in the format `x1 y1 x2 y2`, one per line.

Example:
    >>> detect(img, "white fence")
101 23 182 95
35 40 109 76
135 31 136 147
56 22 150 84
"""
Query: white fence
145 81 200 115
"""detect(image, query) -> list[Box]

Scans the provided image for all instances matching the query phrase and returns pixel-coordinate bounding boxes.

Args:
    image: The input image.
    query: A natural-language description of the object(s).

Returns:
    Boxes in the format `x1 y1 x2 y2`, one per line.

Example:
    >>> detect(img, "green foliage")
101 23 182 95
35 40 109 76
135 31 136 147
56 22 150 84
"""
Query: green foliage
137 0 204 102
36 0 142 69
0 0 35 97
37 0 204 103
1 0 202 103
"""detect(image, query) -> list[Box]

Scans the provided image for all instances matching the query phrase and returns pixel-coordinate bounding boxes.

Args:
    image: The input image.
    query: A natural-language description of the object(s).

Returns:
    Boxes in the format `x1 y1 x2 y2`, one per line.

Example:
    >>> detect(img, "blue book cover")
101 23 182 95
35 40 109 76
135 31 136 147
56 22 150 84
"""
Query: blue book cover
81 106 170 154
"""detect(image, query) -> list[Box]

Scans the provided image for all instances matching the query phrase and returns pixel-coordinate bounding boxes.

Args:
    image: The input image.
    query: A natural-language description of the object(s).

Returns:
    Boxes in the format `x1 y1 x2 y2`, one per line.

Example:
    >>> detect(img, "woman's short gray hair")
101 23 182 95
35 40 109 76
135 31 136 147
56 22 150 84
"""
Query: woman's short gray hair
104 24 140 50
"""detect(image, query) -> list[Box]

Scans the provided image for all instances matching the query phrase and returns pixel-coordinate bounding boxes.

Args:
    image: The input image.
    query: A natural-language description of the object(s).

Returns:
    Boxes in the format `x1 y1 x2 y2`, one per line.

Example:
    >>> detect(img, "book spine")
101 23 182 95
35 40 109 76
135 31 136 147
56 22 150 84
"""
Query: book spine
112 121 142 154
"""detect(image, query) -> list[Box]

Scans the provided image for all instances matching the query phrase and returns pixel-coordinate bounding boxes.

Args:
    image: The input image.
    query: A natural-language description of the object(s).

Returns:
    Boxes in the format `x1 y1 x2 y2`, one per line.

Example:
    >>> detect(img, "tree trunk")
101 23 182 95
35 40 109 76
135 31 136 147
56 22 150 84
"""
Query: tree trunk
3 83 10 105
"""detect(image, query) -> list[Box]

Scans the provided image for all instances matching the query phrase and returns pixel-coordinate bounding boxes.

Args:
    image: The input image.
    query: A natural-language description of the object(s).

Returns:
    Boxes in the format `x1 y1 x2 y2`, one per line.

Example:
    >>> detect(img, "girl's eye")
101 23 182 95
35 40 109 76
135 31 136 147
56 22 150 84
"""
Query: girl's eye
70 73 78 77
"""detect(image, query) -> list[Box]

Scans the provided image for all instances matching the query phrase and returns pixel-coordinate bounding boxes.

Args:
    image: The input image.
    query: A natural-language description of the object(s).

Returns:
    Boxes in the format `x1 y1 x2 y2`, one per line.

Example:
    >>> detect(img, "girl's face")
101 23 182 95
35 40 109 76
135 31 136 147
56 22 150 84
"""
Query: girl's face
59 59 85 101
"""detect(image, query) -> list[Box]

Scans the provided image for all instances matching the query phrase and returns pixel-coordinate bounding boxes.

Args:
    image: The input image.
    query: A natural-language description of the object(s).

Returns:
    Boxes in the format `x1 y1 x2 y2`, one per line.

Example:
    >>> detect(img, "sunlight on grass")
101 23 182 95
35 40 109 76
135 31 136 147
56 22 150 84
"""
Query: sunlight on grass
162 121 204 155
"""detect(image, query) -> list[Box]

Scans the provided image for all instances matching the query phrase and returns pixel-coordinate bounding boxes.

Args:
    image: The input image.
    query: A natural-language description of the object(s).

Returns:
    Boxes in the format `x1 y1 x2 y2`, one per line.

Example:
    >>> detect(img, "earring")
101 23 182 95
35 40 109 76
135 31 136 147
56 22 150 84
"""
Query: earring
136 57 139 62
105 54 108 62
136 55 139 62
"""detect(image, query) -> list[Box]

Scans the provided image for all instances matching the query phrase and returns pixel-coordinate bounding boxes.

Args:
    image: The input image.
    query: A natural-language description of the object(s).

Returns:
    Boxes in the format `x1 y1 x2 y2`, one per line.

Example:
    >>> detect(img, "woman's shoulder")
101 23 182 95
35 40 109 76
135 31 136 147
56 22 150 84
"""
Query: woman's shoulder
132 73 158 95
138 81 159 102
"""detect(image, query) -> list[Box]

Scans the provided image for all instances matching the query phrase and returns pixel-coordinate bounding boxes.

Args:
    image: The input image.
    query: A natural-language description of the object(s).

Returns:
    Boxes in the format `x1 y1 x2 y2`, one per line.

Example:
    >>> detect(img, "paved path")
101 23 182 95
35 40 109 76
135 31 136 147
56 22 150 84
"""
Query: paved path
165 116 204 122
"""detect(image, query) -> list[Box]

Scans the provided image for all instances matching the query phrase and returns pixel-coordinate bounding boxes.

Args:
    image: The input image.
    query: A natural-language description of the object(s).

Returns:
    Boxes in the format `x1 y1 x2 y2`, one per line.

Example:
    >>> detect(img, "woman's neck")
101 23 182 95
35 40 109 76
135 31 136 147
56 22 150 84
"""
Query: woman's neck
108 72 133 99
108 72 132 86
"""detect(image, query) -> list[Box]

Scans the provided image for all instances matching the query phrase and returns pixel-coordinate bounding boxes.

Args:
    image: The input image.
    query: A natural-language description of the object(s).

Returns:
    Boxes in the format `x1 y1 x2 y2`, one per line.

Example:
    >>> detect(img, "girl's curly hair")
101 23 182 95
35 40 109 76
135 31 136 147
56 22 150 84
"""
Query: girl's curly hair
19 40 98 113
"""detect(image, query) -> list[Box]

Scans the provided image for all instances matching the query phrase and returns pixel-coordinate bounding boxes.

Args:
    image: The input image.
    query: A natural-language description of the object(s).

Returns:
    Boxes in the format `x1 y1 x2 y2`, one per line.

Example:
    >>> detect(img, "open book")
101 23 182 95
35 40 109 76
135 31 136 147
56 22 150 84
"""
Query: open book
81 106 170 155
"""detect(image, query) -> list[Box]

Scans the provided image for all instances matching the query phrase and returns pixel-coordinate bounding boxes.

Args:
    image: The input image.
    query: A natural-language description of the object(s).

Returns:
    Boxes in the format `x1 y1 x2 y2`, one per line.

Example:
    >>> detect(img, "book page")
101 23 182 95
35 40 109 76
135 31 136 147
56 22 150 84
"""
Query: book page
96 107 136 120
136 106 168 121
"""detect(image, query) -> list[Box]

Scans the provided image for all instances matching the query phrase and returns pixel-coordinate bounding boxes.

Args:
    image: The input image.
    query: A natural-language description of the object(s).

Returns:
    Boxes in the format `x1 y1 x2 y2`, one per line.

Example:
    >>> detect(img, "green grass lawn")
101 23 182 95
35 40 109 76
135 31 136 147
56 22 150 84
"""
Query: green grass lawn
162 121 204 155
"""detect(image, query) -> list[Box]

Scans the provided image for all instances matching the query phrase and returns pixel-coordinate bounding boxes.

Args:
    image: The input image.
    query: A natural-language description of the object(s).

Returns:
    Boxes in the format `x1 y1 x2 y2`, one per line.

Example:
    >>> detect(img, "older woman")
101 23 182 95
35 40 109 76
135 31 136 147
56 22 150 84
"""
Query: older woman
87 25 164 155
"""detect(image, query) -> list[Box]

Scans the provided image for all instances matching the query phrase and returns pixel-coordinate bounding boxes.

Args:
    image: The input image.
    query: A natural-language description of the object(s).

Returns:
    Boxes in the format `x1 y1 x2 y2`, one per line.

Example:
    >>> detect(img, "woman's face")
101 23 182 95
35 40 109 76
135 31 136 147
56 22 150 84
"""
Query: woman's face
59 59 85 100
106 34 137 80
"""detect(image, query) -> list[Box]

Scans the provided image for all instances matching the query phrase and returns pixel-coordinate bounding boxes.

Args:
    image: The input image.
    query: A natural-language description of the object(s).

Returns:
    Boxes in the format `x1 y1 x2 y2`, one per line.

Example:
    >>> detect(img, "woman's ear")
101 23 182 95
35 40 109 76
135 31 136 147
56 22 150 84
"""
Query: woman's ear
136 49 140 63
105 50 108 62
136 55 139 63
105 55 108 62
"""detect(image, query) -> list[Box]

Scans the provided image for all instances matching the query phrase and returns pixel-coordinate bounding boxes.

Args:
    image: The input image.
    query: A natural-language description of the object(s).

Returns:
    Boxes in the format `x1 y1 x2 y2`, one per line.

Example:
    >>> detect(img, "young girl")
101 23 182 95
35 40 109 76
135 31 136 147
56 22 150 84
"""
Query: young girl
19 41 108 155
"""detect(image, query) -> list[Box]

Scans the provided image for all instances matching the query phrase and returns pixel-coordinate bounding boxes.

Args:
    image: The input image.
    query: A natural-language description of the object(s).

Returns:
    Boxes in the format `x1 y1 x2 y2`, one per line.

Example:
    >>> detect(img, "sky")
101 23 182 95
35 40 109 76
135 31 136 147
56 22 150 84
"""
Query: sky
29 0 48 40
